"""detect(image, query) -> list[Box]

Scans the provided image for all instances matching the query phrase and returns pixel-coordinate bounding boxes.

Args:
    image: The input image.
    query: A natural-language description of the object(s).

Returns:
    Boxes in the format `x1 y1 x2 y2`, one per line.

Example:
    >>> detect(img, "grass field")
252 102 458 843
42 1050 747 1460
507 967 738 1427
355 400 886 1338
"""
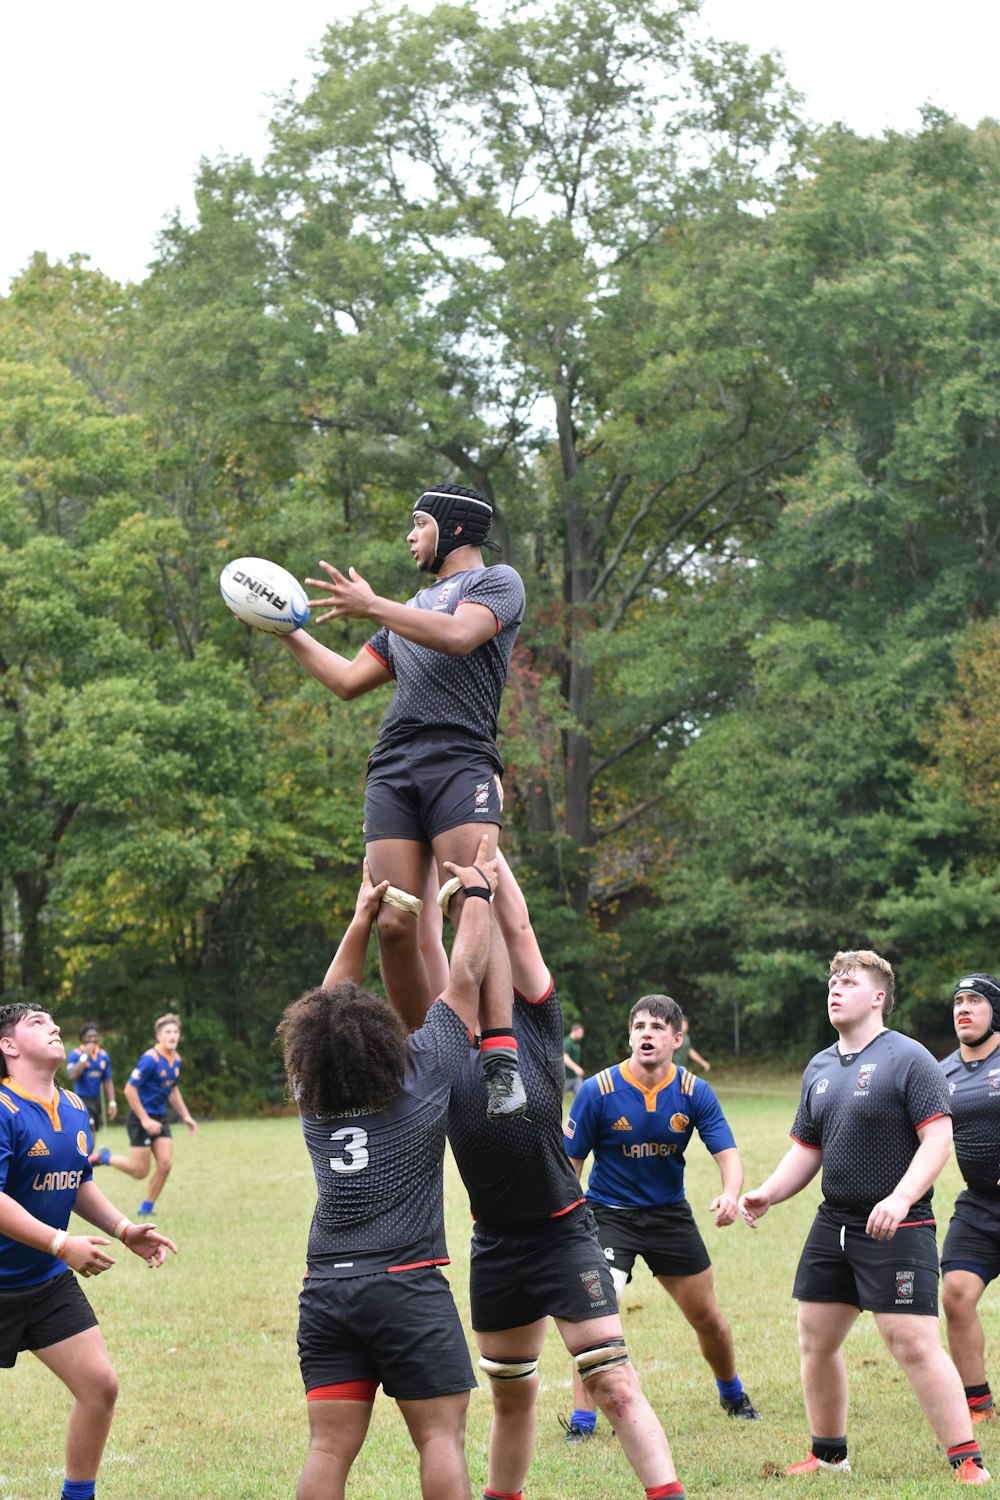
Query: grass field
3 1067 997 1499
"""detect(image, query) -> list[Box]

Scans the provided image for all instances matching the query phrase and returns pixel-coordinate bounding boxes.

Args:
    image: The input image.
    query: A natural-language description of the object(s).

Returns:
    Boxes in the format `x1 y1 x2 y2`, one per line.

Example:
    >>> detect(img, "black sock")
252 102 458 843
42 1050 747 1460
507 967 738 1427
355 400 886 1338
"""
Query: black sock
812 1437 848 1465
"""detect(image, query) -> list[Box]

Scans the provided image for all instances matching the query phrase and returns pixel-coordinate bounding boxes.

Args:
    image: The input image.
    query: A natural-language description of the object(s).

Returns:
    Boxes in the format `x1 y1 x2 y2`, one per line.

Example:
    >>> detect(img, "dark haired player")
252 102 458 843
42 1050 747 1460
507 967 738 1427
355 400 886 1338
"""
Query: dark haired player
740 950 989 1485
941 973 1000 1426
444 871 685 1500
279 836 497 1500
0 1003 175 1500
65 1024 116 1139
562 994 759 1440
282 482 526 1119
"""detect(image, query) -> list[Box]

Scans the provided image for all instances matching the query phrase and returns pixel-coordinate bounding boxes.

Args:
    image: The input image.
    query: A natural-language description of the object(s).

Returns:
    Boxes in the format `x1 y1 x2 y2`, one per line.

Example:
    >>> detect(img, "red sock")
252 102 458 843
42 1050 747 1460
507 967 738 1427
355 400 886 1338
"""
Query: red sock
645 1485 685 1499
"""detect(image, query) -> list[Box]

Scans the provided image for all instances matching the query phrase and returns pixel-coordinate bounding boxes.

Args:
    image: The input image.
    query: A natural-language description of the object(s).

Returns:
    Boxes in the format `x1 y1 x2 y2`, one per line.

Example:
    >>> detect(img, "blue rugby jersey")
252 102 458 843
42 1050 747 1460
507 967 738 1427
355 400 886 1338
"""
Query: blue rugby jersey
65 1045 112 1100
128 1047 182 1116
0 1079 93 1287
565 1062 736 1209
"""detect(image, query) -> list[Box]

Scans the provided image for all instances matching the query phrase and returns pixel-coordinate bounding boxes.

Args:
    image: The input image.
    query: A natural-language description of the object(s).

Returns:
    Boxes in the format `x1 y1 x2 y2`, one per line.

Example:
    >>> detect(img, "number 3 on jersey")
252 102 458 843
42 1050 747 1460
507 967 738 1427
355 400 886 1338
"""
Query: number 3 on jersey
329 1125 369 1173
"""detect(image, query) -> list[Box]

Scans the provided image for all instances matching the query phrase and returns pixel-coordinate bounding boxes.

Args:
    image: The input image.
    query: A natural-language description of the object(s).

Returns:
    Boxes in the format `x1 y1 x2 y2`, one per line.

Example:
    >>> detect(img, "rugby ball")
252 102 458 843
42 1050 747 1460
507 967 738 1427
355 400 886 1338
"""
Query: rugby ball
219 557 310 635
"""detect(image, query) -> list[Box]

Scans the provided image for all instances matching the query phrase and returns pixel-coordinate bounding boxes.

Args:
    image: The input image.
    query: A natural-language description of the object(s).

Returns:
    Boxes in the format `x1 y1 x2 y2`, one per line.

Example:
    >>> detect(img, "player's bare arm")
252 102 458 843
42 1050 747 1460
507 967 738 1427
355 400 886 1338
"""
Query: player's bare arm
168 1085 198 1135
124 1079 160 1136
323 859 391 989
739 1141 823 1227
710 1146 743 1227
281 628 393 700
866 1113 953 1242
308 562 498 655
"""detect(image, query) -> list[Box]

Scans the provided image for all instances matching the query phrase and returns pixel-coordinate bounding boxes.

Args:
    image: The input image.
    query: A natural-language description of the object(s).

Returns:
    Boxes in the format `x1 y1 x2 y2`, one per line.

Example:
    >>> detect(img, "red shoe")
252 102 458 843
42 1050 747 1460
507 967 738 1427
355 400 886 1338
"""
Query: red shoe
954 1458 991 1485
785 1454 851 1475
970 1405 997 1425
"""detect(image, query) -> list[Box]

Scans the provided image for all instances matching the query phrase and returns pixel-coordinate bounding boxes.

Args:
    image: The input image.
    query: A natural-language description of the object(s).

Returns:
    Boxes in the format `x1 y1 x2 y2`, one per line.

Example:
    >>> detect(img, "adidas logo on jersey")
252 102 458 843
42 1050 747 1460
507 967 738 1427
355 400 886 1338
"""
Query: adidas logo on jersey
28 1138 50 1157
611 1116 632 1131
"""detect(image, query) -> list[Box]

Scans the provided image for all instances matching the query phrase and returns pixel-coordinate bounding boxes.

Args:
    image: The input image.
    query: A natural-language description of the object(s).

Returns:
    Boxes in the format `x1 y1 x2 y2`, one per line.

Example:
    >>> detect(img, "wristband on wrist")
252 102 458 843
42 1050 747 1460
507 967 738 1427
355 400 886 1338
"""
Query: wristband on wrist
48 1229 68 1259
463 886 493 902
113 1217 132 1242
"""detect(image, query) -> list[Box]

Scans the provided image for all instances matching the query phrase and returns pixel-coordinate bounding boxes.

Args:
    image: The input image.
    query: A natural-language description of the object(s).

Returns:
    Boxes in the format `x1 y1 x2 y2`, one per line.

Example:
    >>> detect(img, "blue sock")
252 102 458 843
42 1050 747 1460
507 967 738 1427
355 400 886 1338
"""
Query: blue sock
570 1408 597 1431
139 1199 155 1215
62 1481 96 1500
717 1375 744 1401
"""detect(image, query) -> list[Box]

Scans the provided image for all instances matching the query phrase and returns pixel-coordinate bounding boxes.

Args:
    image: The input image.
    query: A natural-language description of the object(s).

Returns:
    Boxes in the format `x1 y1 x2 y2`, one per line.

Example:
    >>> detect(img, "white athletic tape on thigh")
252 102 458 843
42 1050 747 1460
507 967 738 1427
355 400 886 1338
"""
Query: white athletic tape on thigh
381 885 423 915
573 1338 629 1381
477 1354 539 1382
437 876 462 915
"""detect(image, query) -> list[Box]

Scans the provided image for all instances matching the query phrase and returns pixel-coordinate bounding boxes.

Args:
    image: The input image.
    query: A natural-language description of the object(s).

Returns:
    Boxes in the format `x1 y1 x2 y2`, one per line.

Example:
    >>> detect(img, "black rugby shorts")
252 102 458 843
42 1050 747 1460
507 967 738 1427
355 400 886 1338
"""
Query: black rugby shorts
469 1207 618 1332
364 739 503 843
942 1191 1000 1285
793 1204 939 1315
0 1270 98 1367
297 1266 475 1400
125 1110 171 1148
590 1200 712 1282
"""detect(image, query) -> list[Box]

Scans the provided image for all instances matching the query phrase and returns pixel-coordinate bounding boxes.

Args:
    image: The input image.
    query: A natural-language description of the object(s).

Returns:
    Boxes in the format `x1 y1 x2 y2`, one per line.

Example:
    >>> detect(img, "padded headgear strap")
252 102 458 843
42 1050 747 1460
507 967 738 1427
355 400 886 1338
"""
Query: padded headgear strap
413 483 495 572
954 973 1000 1033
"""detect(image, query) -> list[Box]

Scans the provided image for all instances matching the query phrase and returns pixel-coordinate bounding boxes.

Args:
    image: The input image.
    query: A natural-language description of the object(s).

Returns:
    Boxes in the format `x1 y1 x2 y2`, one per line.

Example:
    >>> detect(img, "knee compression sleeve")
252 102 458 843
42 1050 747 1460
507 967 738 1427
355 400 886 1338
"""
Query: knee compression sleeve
573 1337 629 1382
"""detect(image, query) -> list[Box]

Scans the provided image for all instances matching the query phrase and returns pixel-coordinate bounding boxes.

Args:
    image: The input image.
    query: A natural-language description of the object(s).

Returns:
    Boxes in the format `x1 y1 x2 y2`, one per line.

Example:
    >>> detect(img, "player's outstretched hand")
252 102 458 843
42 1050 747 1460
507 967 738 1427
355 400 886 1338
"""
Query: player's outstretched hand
123 1222 178 1269
63 1235 115 1277
305 562 377 624
738 1188 771 1228
711 1192 739 1228
442 833 499 899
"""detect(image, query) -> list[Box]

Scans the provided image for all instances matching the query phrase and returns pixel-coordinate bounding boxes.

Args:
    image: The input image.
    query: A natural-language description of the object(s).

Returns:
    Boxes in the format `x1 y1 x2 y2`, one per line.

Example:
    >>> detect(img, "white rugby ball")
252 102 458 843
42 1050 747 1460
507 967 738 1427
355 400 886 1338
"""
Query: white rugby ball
219 556 310 635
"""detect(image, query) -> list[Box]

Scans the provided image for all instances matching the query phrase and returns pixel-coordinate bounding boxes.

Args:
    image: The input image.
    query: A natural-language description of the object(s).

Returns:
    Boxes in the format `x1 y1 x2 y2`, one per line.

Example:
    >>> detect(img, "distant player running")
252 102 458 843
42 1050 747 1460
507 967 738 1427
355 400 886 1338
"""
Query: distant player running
941 973 1000 1426
740 950 989 1485
0 1003 175 1500
562 994 759 1440
282 483 526 1119
65 1022 116 1139
90 1012 196 1220
280 837 497 1500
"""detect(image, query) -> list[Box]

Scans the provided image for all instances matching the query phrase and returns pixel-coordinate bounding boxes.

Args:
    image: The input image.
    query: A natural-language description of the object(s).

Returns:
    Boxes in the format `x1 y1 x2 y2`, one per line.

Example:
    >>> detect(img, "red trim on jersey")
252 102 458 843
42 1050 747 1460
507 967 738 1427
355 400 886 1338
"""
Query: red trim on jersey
914 1110 947 1130
363 641 394 674
513 977 555 1007
790 1134 822 1149
480 1034 517 1053
307 1379 378 1402
387 1256 451 1272
549 1196 586 1219
457 598 502 634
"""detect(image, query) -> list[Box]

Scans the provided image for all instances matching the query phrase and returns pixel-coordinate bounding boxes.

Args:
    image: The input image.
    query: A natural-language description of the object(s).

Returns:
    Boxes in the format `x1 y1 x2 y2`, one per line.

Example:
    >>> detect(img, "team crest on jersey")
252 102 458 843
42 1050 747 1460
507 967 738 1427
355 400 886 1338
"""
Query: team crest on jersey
894 1269 915 1303
76 1131 89 1156
989 1069 1000 1093
855 1063 877 1093
815 1078 829 1094
433 580 459 610
669 1113 690 1133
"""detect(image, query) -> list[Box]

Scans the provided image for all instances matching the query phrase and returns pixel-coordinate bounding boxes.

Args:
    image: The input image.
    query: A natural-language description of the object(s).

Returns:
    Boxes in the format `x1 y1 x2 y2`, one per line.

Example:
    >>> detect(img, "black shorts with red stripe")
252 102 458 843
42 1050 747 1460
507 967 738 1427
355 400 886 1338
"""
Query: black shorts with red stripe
297 1265 475 1401
792 1202 939 1314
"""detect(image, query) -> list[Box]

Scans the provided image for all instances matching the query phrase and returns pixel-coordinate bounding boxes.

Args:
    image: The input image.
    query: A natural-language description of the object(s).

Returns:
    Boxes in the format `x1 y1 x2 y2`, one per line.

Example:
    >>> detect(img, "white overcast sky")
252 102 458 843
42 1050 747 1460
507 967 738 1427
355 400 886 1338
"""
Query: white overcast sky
2 0 998 291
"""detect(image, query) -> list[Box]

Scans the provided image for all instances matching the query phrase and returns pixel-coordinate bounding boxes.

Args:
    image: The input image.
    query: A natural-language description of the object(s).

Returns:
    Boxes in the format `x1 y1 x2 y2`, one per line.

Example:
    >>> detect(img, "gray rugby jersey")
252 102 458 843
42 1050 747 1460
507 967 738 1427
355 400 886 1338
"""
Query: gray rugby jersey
299 1000 471 1278
941 1046 1000 1202
791 1029 951 1226
365 565 525 766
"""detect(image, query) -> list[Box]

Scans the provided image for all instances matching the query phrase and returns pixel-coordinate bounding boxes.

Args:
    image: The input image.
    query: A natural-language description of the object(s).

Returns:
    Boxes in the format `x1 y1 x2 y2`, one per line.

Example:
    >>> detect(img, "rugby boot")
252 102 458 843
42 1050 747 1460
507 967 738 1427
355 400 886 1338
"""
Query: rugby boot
954 1458 992 1484
558 1414 596 1443
482 1055 527 1119
785 1454 851 1475
721 1391 762 1420
970 1403 997 1425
